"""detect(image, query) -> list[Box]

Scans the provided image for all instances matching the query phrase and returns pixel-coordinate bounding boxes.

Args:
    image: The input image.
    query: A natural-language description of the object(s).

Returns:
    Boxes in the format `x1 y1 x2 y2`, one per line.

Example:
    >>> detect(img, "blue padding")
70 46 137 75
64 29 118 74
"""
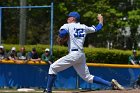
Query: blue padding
55 67 77 89
0 63 140 89
0 64 49 88
79 67 140 89
59 29 69 38
95 23 103 31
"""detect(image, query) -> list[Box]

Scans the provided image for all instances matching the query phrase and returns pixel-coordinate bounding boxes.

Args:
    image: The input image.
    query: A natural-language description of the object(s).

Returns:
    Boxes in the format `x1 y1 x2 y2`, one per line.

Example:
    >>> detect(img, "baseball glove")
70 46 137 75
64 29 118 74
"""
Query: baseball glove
57 35 69 45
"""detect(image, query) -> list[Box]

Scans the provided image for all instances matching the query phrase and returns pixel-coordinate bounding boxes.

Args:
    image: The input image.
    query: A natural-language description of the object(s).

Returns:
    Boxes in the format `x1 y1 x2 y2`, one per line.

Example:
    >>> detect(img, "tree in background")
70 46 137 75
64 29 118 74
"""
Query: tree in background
0 0 139 50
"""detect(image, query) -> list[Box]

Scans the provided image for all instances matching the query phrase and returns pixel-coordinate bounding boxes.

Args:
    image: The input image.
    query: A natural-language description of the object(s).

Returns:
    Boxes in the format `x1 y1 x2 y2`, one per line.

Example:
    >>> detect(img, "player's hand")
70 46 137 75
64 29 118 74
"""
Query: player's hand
97 14 103 25
57 35 69 45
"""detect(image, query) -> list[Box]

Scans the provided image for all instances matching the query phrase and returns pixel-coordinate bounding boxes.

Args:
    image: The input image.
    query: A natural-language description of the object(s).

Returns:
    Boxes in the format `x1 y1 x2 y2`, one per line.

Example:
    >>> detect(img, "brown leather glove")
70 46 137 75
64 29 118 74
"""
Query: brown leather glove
57 35 69 45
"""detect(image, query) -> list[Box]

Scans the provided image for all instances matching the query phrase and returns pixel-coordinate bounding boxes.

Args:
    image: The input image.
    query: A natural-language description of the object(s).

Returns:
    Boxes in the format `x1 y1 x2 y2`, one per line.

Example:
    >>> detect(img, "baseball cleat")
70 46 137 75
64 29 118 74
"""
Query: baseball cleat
111 79 125 90
43 89 52 93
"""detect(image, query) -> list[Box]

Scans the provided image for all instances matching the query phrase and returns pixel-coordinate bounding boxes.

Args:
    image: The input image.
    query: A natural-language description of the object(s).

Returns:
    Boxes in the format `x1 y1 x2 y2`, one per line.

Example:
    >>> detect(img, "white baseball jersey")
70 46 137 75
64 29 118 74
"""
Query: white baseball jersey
49 22 99 83
60 22 96 52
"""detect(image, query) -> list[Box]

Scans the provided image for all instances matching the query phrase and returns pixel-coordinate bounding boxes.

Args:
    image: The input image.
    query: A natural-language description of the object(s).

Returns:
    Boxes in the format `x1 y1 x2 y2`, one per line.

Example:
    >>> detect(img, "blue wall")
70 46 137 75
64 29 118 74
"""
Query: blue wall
0 63 140 89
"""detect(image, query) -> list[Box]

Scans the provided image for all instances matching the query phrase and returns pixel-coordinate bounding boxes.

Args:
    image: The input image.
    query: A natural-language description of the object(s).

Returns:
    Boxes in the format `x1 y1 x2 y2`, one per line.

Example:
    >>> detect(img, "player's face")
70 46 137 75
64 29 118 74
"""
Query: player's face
67 17 75 23
20 48 25 52
133 52 137 56
45 51 49 56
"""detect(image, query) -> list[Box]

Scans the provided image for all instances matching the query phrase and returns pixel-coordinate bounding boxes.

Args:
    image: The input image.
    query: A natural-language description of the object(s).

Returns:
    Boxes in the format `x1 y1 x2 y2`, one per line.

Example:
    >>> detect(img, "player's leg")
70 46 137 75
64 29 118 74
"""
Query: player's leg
73 53 124 90
44 53 81 93
73 54 112 87
44 57 72 93
44 74 56 93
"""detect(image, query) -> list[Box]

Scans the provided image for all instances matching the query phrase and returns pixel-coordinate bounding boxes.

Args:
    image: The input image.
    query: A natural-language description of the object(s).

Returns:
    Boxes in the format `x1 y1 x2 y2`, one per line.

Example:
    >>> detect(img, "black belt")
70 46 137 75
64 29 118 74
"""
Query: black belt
71 49 78 51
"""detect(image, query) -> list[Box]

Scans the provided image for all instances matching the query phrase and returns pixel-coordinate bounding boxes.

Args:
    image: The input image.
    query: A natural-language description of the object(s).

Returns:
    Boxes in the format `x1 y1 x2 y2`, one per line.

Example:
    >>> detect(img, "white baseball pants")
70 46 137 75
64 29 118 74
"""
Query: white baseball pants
48 51 94 83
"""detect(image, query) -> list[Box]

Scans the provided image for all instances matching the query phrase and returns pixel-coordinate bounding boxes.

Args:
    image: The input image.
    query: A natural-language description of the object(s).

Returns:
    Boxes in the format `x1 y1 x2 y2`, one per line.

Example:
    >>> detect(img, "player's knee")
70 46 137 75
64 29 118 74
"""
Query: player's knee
49 64 57 74
50 64 56 71
50 64 54 68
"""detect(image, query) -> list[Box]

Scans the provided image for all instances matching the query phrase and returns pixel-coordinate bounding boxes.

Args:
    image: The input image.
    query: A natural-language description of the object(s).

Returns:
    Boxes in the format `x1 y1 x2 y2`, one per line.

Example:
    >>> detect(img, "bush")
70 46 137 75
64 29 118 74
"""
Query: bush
3 44 137 64
84 48 132 64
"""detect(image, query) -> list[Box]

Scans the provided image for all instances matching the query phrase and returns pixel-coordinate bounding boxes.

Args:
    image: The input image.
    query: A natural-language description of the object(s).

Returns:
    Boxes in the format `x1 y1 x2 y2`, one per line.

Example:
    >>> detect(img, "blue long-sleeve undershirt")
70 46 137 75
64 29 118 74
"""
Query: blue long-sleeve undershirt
59 29 69 38
95 23 103 31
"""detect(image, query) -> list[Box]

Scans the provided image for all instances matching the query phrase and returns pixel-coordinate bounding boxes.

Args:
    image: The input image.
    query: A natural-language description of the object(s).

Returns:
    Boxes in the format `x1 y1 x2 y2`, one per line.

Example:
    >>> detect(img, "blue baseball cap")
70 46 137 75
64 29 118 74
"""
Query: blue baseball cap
68 12 80 21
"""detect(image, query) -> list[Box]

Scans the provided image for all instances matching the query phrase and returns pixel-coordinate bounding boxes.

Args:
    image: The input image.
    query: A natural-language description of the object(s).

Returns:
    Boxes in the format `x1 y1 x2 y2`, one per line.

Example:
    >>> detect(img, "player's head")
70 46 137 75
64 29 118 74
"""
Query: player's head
45 48 50 55
133 50 137 56
20 47 25 52
67 12 80 23
32 48 36 53
0 45 4 52
11 47 16 51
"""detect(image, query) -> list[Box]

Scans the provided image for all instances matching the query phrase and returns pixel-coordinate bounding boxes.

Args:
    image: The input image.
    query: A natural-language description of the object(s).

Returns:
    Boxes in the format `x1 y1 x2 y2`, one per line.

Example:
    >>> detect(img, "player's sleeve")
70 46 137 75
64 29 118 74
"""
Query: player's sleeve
59 24 69 38
85 23 103 34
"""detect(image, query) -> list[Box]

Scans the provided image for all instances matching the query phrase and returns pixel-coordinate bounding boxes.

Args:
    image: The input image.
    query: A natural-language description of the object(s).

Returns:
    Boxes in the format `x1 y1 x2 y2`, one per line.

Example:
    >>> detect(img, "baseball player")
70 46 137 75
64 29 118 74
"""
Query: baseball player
43 12 124 93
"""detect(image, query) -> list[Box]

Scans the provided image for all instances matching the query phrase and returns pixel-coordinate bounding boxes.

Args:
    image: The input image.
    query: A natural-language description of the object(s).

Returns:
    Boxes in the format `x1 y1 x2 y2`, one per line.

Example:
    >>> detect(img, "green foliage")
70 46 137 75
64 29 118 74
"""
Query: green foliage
3 44 136 64
128 9 140 25
0 0 140 49
84 48 132 64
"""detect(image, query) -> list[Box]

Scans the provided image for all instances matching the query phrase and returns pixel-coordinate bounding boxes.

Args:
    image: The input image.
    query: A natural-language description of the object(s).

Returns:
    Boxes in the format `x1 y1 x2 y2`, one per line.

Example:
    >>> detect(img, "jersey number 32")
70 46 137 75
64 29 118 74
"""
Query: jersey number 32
74 28 85 38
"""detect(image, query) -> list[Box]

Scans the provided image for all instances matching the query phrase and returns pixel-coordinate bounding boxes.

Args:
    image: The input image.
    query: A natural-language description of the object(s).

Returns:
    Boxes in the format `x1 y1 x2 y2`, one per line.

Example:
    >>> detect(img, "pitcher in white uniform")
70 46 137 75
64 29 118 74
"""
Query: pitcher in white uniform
43 12 124 93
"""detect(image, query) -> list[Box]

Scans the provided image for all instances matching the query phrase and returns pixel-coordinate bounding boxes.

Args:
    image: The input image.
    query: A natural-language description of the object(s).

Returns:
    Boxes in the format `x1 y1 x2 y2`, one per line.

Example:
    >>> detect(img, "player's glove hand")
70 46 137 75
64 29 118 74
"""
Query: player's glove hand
57 35 69 45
